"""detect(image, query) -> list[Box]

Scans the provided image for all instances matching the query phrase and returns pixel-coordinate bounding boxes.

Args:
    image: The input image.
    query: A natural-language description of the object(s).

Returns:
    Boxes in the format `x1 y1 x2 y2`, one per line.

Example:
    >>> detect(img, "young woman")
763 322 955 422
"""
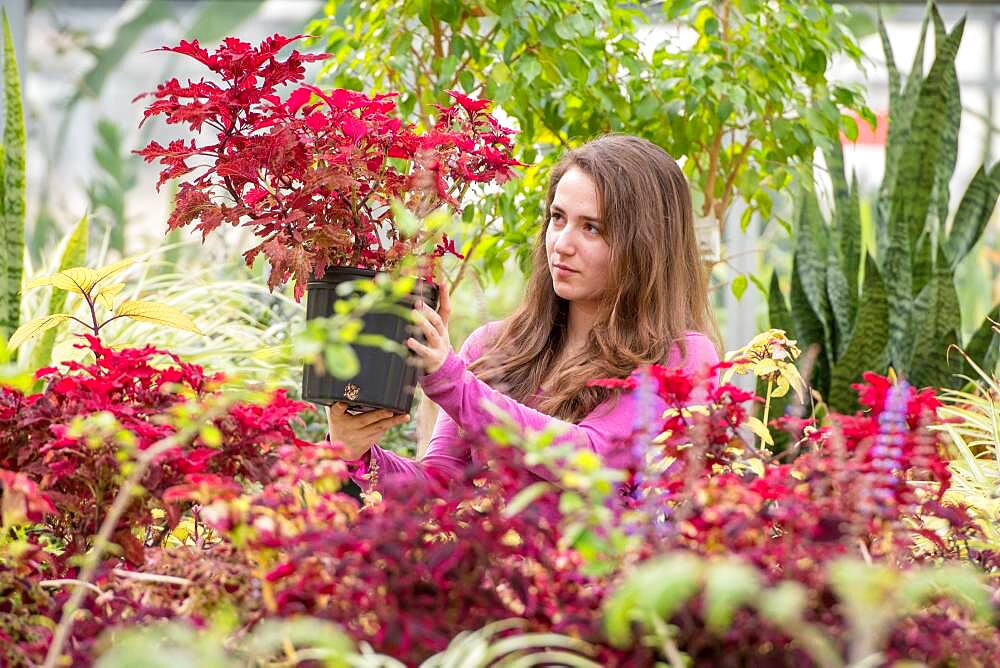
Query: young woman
326 134 720 487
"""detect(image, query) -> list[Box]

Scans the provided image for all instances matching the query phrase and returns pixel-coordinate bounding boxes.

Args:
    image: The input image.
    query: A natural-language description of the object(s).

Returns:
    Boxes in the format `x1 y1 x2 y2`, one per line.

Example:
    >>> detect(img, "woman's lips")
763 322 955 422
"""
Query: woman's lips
553 263 578 275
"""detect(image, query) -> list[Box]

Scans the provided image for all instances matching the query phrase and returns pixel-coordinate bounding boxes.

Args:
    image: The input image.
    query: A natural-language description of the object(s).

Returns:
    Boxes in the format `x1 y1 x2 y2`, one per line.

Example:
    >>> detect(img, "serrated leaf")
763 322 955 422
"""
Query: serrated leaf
829 255 889 412
114 300 202 334
30 257 134 297
7 314 73 350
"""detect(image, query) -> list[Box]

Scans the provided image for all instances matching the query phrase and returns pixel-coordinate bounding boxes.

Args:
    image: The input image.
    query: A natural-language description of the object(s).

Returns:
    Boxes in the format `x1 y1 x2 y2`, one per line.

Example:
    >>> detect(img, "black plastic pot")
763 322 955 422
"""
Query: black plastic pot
302 267 439 414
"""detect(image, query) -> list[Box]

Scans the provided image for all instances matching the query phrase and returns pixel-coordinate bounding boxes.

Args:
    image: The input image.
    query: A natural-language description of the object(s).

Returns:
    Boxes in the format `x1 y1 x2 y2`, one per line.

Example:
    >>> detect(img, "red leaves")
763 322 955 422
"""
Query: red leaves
135 34 521 299
0 336 310 564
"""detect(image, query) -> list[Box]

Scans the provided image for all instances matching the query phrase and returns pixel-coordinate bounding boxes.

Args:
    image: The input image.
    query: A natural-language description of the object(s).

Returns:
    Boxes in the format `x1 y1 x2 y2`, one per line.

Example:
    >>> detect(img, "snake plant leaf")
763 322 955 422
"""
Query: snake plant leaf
945 162 1000 270
829 254 889 412
890 15 965 253
0 10 25 339
826 243 853 361
790 256 831 397
877 6 930 255
793 188 833 359
7 314 73 351
821 139 860 315
767 272 793 336
911 230 933 298
961 303 1000 378
929 6 962 232
114 300 202 334
883 229 913 371
908 248 962 389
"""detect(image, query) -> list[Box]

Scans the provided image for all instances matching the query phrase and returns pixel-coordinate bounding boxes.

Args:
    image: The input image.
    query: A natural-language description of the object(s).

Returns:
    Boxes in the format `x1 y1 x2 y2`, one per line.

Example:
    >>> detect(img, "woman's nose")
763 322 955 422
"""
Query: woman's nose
553 227 576 255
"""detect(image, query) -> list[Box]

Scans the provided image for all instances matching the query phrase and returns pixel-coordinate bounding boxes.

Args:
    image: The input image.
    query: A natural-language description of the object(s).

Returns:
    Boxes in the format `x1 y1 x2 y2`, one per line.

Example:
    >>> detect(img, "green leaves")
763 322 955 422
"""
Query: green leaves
771 3 990 405
829 255 889 412
945 162 1000 270
0 9 25 340
890 14 965 253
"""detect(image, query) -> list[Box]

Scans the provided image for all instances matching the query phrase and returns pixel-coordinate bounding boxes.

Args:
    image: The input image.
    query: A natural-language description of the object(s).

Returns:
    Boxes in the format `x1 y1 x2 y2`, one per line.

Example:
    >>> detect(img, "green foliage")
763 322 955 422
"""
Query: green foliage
32 0 271 257
87 120 139 255
307 0 869 280
95 617 597 668
935 344 1000 556
770 3 1000 411
604 554 992 666
0 9 25 339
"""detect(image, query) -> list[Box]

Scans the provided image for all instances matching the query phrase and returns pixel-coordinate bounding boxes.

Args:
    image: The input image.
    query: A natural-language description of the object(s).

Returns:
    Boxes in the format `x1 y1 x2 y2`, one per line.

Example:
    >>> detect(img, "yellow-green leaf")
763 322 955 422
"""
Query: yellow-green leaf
95 283 127 309
94 257 135 284
31 257 137 297
114 300 202 334
746 416 774 446
7 314 73 350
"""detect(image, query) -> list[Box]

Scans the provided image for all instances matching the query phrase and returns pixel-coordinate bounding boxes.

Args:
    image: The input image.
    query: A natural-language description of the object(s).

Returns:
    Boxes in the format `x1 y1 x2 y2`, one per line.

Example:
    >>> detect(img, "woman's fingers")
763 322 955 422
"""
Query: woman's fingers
437 282 451 325
360 413 410 440
418 300 446 337
356 409 399 429
406 336 432 356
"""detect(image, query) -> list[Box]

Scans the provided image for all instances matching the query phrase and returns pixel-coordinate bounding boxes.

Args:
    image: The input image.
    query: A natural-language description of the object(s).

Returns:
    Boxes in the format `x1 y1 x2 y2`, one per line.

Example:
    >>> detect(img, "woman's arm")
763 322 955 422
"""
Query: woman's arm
419 331 720 463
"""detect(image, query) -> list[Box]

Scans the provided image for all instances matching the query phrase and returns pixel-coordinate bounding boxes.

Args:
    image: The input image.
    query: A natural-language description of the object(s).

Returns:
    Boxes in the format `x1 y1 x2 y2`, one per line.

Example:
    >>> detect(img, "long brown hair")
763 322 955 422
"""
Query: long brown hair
469 134 719 422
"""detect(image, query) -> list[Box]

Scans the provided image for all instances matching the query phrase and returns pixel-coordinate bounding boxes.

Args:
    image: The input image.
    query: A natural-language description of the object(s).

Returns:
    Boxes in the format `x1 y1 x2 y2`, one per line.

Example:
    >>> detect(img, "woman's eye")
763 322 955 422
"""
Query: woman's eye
585 223 602 234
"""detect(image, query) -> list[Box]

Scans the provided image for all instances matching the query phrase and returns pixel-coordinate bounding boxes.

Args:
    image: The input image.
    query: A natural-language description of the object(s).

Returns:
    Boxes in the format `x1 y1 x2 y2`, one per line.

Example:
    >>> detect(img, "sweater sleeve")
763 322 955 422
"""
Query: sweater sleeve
349 322 501 486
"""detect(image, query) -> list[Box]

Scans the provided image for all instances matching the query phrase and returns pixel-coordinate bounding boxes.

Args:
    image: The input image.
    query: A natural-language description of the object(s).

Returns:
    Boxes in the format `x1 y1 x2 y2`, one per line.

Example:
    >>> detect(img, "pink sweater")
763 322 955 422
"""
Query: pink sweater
352 322 720 486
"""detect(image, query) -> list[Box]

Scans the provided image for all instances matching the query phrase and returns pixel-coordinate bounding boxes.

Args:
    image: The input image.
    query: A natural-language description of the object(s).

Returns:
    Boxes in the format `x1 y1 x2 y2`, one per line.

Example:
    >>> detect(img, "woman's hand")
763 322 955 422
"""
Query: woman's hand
325 403 410 461
406 283 452 375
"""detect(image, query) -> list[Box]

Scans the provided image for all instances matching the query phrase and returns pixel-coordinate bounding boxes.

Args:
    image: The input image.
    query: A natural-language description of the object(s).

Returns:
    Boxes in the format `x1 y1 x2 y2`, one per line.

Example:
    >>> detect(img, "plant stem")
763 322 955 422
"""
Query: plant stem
763 376 774 426
41 399 234 668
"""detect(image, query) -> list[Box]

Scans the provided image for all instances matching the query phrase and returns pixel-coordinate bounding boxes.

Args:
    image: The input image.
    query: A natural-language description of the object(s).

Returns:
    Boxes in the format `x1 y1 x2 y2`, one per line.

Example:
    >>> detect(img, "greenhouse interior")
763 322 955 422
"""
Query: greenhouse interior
3 0 1000 666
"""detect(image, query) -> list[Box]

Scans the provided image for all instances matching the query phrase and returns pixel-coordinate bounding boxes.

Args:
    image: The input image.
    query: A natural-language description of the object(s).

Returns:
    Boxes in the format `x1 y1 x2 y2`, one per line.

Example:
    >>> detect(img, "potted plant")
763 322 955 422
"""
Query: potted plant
134 34 520 413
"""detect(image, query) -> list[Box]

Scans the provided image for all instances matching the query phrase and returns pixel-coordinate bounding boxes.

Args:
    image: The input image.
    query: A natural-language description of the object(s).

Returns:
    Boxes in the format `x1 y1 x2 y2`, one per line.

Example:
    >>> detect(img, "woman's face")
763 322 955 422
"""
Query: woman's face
545 167 611 308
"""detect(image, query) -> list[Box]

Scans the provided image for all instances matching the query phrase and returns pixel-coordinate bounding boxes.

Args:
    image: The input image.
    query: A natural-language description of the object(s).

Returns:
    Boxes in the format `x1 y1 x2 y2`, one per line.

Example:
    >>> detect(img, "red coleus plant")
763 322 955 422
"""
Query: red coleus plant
135 35 521 298
0 335 311 564
608 364 974 570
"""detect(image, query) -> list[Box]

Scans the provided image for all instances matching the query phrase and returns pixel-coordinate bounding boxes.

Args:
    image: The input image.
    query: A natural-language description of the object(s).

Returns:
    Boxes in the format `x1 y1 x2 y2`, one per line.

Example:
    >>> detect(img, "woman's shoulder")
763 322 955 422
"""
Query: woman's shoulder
666 330 720 373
